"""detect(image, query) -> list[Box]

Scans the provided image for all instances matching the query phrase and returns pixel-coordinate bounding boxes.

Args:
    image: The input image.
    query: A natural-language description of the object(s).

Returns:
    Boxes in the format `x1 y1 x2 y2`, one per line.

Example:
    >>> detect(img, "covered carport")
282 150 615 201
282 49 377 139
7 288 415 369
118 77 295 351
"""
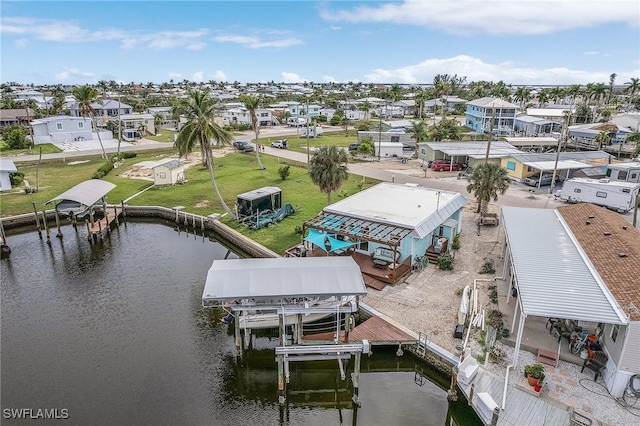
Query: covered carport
521 159 591 189
419 141 522 168
500 207 628 371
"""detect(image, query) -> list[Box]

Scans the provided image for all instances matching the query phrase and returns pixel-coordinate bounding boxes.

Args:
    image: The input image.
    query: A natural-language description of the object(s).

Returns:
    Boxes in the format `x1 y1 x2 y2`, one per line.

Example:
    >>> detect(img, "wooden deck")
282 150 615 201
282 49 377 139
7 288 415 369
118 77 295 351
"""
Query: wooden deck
302 315 416 346
458 368 571 426
87 207 123 239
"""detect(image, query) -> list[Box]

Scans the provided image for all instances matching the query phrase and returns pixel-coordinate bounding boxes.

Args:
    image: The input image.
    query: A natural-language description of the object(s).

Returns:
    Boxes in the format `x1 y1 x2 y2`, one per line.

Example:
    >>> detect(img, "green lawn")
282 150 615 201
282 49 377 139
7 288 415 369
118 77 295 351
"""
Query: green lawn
258 130 359 155
0 143 63 155
1 148 379 254
145 131 177 143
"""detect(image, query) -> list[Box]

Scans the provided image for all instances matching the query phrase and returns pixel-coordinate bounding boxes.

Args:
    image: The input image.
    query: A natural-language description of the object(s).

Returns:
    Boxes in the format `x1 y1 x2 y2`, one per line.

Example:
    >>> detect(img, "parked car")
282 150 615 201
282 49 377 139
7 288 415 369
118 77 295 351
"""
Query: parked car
524 174 558 187
431 159 464 172
348 143 360 152
234 141 255 152
271 139 288 149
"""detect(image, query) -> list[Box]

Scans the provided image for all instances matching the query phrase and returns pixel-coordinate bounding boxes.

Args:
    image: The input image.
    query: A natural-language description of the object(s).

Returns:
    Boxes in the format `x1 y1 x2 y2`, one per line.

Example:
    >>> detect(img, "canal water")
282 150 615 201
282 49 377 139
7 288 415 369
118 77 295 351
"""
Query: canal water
1 221 480 425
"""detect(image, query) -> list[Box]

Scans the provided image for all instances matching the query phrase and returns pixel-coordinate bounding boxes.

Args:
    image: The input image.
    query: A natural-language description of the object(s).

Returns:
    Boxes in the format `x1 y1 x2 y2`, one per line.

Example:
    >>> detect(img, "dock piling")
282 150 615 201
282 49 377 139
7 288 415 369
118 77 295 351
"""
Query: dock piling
41 210 50 244
54 208 63 238
277 355 286 405
32 202 42 239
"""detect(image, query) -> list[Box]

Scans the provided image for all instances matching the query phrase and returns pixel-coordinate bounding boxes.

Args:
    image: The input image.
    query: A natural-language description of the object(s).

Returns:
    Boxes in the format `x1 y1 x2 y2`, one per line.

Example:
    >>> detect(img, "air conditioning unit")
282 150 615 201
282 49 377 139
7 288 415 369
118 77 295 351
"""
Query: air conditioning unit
434 238 447 254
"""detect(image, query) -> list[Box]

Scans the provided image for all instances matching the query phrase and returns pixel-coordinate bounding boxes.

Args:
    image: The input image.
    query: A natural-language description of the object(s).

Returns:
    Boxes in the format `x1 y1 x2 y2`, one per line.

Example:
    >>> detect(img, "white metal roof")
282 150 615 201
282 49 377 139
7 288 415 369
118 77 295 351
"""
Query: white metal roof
424 141 522 159
526 108 570 117
0 158 17 172
47 180 116 206
324 182 466 239
501 207 628 324
202 257 367 302
521 159 591 171
504 137 558 146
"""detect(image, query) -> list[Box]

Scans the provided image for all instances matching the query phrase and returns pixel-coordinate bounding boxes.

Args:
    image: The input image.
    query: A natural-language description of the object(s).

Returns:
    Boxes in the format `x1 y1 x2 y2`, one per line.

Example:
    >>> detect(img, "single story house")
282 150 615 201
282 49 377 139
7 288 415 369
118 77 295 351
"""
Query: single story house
418 141 522 168
500 151 612 182
569 123 633 148
501 204 639 398
146 107 178 130
302 182 466 284
120 113 155 136
0 109 29 129
503 137 559 153
30 116 94 144
69 100 134 125
606 161 640 183
151 159 185 186
0 158 18 191
357 131 414 147
512 115 562 137
525 107 574 123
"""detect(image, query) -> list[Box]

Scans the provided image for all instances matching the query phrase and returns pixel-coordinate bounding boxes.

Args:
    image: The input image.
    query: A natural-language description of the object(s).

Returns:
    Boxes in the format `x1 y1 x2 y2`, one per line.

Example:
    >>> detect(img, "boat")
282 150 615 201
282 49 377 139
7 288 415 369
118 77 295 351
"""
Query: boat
458 285 470 325
203 257 367 331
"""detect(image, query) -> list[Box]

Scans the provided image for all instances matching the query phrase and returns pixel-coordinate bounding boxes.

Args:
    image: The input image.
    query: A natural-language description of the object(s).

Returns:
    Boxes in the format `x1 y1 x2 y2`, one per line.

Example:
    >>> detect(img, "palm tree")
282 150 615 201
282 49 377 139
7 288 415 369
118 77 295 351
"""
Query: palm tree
72 85 107 159
625 131 640 158
240 95 265 170
624 78 640 112
608 73 617 103
513 87 531 110
408 120 428 145
594 131 611 149
360 101 372 120
466 163 510 213
433 74 450 121
308 145 349 205
174 89 235 218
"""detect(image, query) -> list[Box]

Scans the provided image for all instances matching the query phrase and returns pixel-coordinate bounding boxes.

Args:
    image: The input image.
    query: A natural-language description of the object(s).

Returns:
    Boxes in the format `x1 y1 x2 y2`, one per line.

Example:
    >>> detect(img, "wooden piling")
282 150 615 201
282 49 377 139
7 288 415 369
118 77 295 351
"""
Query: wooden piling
114 206 119 225
200 215 204 230
192 213 196 228
32 202 42 239
70 211 77 229
42 210 50 244
54 208 63 238
121 200 126 218
352 351 361 406
277 355 286 405
85 220 91 241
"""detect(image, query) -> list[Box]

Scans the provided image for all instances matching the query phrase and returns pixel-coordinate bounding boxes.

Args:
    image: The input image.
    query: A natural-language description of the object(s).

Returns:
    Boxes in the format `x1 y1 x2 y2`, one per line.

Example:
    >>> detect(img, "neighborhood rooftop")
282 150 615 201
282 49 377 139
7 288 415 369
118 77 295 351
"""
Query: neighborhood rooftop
424 141 522 159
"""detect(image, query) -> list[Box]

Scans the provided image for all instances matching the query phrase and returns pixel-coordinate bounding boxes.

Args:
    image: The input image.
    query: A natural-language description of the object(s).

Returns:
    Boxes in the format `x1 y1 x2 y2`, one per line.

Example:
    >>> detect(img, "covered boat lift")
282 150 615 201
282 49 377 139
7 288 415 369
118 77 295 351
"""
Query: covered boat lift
46 180 116 221
202 256 370 406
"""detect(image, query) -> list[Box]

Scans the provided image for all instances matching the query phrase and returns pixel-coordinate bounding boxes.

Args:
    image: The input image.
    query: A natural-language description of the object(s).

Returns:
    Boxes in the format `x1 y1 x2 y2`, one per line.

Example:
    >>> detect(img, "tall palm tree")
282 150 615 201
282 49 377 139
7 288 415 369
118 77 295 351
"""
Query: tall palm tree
308 145 349 205
513 87 531 110
466 163 510 213
360 100 372 120
433 74 450 121
608 73 617 103
240 95 265 170
174 89 236 218
408 120 428 144
594 131 611 150
625 131 640 158
624 78 640 112
72 85 107 159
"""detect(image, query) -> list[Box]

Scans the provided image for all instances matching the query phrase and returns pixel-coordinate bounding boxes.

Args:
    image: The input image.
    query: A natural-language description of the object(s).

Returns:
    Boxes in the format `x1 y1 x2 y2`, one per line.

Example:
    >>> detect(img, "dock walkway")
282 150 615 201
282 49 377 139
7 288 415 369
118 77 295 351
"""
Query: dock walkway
87 207 123 240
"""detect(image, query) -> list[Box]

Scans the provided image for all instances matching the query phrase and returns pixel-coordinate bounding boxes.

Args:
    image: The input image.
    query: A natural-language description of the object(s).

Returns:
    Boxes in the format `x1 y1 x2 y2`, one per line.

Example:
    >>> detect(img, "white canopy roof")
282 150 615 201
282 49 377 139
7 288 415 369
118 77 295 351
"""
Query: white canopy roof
521 159 590 171
501 207 627 324
202 257 367 302
425 141 522 159
47 180 116 206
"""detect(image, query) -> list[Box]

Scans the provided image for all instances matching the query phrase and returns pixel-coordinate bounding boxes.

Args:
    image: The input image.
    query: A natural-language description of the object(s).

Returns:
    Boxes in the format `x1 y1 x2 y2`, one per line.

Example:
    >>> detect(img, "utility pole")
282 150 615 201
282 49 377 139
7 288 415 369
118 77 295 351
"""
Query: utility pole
549 112 570 195
633 193 638 228
377 102 385 161
483 107 497 163
117 93 122 156
306 96 310 168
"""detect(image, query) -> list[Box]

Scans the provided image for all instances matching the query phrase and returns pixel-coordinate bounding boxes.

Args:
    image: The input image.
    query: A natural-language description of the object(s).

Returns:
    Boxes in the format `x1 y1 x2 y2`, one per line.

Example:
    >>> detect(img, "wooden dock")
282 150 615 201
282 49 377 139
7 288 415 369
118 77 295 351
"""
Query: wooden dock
458 368 571 426
87 207 123 240
302 315 416 346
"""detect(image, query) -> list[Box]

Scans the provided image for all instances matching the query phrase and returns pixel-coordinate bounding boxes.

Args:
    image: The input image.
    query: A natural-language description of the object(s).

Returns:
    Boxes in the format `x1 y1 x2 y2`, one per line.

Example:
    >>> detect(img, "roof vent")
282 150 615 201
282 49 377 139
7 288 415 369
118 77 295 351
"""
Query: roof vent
588 215 595 219
618 252 628 258
603 231 611 236
585 221 591 225
622 226 628 230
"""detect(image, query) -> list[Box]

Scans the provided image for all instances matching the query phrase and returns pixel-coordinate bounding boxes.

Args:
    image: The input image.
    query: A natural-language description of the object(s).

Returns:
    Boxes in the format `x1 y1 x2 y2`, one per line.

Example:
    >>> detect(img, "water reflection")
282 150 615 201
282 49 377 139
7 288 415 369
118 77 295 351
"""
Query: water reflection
1 221 479 425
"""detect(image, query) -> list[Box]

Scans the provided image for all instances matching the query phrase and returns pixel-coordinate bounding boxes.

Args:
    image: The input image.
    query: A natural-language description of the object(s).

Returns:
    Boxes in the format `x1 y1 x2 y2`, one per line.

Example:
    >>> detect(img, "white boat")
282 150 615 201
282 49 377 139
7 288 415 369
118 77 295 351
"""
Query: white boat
458 285 470 325
234 296 357 329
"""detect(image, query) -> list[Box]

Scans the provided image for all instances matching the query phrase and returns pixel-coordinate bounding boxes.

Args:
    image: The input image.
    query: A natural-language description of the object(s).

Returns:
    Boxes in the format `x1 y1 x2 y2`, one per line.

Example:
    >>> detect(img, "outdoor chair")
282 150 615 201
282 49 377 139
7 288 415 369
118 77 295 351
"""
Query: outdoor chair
580 351 608 381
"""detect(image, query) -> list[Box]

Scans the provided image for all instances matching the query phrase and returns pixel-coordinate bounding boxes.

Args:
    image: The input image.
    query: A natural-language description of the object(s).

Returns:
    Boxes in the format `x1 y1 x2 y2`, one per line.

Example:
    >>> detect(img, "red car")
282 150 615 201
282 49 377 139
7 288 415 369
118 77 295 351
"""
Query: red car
432 160 464 172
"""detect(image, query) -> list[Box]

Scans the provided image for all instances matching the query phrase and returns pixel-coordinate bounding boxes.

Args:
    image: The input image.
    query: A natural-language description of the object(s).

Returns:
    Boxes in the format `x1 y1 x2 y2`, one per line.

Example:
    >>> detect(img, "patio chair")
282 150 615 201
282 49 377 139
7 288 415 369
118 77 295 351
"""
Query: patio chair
580 351 608 381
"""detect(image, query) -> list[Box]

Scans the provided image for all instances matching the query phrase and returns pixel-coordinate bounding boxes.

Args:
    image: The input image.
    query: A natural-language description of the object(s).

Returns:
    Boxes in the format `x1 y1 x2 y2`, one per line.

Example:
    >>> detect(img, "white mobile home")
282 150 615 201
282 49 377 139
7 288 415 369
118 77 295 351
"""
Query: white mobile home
299 126 323 137
606 162 640 183
557 178 640 212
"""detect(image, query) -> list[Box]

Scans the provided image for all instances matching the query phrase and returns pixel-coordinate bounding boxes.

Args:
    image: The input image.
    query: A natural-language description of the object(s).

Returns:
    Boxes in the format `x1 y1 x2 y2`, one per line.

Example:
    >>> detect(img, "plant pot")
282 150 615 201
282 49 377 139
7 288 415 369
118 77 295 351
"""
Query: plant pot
527 375 541 387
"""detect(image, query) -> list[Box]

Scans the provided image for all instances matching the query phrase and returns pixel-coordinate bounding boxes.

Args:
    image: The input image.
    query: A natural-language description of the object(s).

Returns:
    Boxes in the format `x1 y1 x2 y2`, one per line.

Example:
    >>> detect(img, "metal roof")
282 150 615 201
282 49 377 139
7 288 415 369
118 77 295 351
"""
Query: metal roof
501 207 628 324
521 159 591 171
504 137 558 146
46 180 116 207
466 97 518 108
0 158 17 172
508 151 611 163
237 186 281 201
319 183 466 239
424 141 522 159
202 257 367 302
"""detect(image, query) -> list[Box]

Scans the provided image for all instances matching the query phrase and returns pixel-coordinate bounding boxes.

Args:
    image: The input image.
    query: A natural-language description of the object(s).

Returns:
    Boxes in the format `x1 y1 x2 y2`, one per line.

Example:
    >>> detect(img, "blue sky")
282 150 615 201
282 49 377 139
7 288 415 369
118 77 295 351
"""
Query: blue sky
1 0 639 86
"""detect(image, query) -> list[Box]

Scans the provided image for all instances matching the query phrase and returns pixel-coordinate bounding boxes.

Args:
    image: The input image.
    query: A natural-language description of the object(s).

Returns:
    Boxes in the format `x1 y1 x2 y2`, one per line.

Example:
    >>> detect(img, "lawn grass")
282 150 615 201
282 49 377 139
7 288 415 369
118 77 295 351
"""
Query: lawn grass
258 130 359 155
1 148 379 254
145 131 177 143
0 143 63 155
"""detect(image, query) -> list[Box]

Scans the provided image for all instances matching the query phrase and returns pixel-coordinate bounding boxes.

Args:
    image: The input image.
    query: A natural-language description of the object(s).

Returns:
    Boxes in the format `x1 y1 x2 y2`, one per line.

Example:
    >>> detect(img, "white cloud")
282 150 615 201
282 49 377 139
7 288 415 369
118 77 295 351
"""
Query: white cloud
583 51 600 55
281 72 307 83
329 25 342 31
167 72 182 79
14 38 28 48
362 55 638 85
214 34 303 49
210 70 227 81
0 16 208 50
320 0 639 35
323 75 338 83
55 68 96 82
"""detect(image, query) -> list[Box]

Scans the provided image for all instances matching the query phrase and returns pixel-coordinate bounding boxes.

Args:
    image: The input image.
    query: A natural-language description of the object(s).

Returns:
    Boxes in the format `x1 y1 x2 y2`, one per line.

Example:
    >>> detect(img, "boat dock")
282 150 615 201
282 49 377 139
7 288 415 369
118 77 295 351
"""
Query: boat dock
301 315 416 346
86 206 124 241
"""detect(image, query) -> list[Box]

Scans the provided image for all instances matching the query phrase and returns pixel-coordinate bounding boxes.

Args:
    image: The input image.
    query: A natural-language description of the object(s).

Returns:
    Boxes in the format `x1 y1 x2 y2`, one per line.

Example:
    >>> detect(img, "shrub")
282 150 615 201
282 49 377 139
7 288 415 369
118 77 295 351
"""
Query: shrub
92 159 114 179
4 127 29 149
9 171 25 186
358 137 375 156
487 309 504 330
294 225 303 234
480 260 495 274
278 165 291 180
524 363 545 380
452 233 461 250
437 253 454 270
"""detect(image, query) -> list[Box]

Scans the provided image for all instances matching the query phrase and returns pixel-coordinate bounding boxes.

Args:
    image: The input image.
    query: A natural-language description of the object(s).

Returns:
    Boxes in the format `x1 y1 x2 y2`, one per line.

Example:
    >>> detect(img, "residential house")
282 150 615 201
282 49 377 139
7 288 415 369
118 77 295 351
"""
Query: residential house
500 151 612 182
0 158 18 191
13 90 44 101
526 107 573 124
501 204 639 398
287 103 321 119
465 97 519 135
300 182 466 287
357 131 414 148
513 115 562 137
0 109 29 129
69 99 134 125
424 96 468 115
146 107 178 130
610 113 640 132
391 100 415 117
222 107 276 127
569 123 633 149
30 116 94 144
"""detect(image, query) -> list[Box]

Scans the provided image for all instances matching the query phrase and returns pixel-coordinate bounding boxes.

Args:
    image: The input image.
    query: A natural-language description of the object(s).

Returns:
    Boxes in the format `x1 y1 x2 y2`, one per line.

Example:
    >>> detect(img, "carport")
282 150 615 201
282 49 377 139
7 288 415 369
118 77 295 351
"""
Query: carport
421 141 522 168
521 159 590 189
500 207 628 370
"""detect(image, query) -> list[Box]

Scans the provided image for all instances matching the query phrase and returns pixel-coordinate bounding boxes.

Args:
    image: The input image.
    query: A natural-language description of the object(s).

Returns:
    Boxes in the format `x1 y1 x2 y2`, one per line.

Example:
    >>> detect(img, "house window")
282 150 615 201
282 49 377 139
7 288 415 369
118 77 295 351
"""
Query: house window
359 241 369 252
159 172 166 179
56 123 63 130
631 173 638 180
421 148 426 155
573 188 582 193
391 136 400 142
596 191 607 198
527 166 536 173
78 122 84 129
506 161 516 170
611 324 620 342
622 188 630 193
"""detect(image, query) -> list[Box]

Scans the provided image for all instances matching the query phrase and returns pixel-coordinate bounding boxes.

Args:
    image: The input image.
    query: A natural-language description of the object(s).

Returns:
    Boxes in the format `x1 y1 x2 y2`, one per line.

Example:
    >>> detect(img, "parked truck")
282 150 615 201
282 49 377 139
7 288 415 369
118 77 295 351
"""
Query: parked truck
287 117 307 127
555 178 640 213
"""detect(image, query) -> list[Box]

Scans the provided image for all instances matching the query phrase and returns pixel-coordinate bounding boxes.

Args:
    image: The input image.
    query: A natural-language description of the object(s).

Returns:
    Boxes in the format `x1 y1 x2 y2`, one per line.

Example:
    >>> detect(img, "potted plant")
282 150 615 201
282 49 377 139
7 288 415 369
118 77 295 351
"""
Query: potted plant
524 363 545 387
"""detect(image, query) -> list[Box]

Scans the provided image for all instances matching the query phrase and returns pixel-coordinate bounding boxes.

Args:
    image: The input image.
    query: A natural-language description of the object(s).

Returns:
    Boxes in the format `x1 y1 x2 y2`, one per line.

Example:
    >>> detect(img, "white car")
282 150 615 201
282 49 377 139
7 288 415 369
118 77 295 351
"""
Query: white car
271 139 288 149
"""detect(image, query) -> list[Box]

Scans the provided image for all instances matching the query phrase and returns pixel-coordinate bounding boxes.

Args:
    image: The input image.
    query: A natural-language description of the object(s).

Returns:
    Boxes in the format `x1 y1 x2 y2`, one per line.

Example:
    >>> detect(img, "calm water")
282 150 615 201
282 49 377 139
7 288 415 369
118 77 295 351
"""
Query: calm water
1 221 479 425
